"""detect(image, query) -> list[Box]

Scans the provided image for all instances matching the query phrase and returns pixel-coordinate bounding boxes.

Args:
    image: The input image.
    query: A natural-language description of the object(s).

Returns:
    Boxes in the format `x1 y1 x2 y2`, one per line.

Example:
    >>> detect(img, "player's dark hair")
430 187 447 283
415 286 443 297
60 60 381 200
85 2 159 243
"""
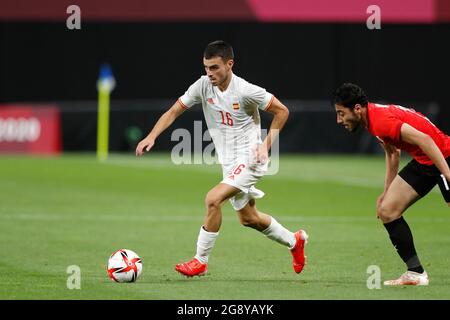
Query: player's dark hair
204 40 234 62
333 83 368 109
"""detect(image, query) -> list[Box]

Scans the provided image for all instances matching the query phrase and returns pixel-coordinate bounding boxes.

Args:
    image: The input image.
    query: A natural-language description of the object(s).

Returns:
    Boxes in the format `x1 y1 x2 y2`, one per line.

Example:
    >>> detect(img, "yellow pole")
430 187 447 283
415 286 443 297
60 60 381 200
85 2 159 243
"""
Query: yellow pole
97 89 110 161
96 63 115 162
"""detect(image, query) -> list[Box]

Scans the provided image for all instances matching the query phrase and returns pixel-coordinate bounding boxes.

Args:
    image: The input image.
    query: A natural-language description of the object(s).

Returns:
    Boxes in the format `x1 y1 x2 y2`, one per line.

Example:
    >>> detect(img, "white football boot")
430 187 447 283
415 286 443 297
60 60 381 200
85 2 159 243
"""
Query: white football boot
384 271 429 286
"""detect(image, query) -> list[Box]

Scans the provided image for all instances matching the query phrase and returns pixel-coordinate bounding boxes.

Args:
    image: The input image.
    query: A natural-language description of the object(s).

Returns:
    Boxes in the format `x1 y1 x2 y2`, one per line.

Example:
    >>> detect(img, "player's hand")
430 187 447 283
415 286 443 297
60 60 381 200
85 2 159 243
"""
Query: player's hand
136 137 155 156
377 139 399 156
254 143 268 165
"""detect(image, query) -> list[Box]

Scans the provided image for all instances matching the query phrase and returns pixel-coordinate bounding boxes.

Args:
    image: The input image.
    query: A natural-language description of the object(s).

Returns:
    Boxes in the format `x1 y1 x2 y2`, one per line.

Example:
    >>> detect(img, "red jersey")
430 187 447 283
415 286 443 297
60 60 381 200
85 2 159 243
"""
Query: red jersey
366 102 450 165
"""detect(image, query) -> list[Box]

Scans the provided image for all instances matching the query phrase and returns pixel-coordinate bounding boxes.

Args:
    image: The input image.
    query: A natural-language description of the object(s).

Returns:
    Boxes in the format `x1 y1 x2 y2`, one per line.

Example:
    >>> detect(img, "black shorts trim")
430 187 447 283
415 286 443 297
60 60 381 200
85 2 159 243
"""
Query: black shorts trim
398 157 450 203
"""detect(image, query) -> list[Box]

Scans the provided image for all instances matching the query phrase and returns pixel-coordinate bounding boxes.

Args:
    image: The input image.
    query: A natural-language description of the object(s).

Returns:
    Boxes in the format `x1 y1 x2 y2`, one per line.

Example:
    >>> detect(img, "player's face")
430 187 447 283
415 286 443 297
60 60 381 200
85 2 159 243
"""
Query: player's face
335 104 362 132
203 57 233 87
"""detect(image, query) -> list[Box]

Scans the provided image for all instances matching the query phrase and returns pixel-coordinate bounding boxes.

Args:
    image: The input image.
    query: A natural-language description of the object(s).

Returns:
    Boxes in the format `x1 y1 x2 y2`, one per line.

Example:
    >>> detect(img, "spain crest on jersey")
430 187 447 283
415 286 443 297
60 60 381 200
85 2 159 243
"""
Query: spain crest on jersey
232 102 240 110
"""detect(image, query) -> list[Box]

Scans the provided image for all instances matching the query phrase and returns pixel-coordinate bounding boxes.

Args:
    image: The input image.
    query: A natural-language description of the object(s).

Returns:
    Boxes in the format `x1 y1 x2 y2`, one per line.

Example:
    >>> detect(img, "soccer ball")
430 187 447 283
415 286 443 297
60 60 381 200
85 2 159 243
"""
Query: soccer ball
107 249 143 283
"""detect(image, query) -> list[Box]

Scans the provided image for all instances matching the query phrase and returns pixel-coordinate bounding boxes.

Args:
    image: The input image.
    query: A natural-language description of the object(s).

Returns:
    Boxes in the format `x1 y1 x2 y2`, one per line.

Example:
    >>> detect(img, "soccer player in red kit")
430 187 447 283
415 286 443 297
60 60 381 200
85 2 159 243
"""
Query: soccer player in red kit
333 83 450 286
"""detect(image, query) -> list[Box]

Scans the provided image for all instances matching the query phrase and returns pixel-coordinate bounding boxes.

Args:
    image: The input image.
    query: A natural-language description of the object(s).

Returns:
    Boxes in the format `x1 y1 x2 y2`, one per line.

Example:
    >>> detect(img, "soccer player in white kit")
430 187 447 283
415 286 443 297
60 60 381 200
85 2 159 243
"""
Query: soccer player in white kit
136 41 308 277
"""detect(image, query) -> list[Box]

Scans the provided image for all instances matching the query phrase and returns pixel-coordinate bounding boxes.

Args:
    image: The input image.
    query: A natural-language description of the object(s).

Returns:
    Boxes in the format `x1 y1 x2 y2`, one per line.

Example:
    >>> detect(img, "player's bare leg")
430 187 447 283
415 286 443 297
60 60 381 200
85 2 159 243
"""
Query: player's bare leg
237 200 308 274
236 199 271 231
175 183 240 277
203 183 241 232
377 175 429 285
377 175 419 223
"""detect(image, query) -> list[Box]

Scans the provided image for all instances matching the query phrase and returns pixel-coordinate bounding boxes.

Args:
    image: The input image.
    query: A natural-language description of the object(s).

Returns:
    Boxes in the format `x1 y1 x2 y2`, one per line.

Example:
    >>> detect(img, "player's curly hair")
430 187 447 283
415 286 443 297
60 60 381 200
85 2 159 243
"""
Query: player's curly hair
204 40 234 62
333 83 368 109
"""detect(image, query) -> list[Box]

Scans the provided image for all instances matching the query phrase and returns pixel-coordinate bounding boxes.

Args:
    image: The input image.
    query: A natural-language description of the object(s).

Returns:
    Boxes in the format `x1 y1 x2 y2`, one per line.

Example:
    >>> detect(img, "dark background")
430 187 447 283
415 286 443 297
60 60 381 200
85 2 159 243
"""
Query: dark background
1 22 449 151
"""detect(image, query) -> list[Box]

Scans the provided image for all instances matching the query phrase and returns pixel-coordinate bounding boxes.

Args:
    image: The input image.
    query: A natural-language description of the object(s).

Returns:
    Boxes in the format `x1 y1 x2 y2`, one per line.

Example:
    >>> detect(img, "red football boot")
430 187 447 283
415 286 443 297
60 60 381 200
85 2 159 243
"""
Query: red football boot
291 230 308 274
175 258 208 277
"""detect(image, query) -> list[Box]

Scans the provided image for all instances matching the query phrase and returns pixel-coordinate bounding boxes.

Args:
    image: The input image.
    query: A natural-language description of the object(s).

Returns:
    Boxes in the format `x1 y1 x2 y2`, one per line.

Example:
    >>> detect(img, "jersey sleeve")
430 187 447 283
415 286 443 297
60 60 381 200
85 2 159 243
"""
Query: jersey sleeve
242 82 274 111
178 77 203 109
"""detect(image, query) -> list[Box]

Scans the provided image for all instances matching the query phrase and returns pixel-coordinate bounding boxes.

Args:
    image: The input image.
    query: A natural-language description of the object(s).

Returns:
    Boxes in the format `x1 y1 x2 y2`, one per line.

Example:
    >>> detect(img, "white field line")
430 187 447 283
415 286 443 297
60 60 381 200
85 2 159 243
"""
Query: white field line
0 213 449 223
104 157 442 192
105 158 381 187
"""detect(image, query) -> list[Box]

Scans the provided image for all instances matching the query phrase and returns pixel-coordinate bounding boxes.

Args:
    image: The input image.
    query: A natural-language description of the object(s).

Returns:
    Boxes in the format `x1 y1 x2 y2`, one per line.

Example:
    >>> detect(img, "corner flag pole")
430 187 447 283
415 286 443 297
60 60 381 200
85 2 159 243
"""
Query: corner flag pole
96 63 116 161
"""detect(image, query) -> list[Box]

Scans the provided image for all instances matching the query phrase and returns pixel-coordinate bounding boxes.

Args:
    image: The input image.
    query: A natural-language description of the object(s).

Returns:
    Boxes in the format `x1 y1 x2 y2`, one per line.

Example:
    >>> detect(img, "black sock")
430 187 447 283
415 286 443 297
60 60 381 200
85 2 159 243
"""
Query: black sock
383 216 424 274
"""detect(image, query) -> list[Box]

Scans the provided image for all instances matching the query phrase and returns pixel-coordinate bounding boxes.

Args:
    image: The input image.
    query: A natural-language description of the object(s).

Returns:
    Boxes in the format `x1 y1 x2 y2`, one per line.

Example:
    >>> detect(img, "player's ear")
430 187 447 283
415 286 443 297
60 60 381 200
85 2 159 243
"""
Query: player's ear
354 104 362 114
227 59 234 69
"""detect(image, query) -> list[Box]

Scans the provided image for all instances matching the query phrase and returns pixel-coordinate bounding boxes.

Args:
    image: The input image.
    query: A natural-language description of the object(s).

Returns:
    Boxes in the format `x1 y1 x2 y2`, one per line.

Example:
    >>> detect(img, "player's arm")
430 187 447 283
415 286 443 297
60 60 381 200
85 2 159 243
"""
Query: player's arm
135 101 186 156
376 140 401 218
256 97 289 163
377 138 401 192
400 123 450 181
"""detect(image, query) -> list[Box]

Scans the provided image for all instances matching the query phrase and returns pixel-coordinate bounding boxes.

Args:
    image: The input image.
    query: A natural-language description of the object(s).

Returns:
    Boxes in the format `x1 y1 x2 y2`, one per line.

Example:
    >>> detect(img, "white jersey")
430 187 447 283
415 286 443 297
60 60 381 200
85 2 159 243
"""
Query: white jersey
178 73 274 175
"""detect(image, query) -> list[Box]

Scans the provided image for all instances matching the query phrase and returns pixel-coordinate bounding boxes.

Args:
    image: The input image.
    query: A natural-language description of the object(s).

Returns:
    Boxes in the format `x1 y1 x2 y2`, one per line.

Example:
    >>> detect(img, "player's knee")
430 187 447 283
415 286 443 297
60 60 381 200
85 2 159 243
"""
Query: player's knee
204 192 223 211
376 204 389 221
377 203 399 223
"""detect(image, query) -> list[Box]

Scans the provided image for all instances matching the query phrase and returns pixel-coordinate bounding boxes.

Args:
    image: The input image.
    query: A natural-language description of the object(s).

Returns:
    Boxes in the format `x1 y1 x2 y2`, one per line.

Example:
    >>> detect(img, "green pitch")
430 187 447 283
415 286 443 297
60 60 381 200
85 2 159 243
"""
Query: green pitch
1 153 449 299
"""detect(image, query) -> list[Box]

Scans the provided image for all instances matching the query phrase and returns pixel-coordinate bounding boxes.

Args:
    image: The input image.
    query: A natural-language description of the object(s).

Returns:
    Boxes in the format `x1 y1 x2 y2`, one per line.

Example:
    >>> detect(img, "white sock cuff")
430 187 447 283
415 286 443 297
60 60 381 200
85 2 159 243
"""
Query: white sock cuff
200 226 219 237
260 217 296 248
195 226 219 264
261 217 276 235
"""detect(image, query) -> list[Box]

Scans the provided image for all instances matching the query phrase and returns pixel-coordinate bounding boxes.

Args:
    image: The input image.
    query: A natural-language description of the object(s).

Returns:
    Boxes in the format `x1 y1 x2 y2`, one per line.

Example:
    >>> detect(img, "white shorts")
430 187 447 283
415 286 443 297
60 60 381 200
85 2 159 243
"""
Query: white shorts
221 161 268 211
